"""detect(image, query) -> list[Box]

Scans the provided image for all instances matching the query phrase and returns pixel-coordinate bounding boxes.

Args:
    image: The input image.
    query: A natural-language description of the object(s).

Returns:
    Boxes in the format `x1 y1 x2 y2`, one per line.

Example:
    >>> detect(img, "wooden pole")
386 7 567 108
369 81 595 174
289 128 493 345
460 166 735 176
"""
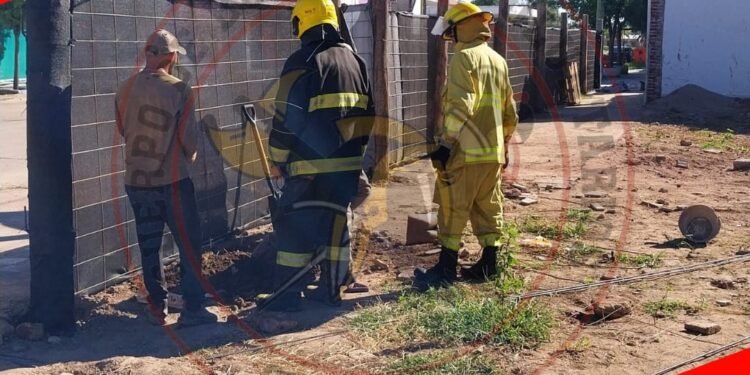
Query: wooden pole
371 0 391 181
580 14 589 93
427 0 449 146
533 0 547 112
493 0 510 58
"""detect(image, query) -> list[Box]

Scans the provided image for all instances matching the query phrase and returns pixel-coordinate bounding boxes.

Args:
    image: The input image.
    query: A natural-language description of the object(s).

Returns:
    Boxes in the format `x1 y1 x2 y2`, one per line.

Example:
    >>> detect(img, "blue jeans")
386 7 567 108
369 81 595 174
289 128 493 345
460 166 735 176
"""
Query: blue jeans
125 178 205 311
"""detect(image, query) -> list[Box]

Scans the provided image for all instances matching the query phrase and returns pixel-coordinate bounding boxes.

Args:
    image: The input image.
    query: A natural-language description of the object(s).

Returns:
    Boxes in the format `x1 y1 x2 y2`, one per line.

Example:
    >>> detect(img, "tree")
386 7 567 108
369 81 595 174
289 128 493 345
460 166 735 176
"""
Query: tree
562 0 645 65
0 0 24 90
0 28 9 66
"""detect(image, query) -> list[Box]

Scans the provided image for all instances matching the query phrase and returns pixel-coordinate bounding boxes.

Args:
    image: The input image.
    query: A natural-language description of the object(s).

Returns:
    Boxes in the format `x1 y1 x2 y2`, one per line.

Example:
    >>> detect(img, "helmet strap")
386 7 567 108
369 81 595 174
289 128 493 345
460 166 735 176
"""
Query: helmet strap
292 17 300 37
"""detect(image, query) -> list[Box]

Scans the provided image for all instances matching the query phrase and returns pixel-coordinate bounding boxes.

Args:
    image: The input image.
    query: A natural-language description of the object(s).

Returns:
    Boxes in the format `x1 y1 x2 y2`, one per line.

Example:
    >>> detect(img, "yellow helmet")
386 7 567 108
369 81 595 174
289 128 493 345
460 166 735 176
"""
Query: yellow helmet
431 2 494 40
291 0 340 39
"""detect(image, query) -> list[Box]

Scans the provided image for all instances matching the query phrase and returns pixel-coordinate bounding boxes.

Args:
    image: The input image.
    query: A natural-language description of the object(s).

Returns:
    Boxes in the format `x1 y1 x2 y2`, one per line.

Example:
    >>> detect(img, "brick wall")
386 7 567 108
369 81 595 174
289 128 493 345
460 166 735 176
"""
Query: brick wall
70 0 295 294
646 0 665 102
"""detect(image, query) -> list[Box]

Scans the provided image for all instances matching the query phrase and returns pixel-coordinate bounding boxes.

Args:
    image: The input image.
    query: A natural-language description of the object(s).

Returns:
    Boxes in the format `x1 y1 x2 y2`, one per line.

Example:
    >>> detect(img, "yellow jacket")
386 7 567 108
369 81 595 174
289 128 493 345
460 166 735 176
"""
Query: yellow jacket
438 24 518 166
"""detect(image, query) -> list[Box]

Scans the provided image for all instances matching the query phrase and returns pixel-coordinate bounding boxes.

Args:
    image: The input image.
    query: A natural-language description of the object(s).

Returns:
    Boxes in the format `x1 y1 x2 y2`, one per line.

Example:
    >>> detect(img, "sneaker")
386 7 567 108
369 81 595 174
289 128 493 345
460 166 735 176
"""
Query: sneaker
143 305 167 326
177 307 218 328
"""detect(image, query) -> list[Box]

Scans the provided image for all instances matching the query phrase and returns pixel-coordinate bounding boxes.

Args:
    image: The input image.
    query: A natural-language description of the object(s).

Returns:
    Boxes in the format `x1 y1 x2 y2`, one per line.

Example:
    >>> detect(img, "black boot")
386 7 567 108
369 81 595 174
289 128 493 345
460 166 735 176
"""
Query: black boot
256 291 302 312
461 246 498 282
413 247 458 292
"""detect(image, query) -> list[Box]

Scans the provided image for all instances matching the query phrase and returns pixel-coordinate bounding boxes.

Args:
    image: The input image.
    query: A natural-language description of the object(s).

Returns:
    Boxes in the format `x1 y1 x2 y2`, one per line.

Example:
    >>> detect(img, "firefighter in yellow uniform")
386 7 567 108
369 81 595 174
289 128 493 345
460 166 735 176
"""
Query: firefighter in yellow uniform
415 2 518 291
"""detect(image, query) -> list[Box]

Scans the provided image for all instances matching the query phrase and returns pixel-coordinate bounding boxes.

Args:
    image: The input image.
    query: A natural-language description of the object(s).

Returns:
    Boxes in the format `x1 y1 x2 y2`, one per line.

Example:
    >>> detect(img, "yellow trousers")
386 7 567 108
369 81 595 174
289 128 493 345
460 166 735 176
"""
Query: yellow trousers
434 162 504 251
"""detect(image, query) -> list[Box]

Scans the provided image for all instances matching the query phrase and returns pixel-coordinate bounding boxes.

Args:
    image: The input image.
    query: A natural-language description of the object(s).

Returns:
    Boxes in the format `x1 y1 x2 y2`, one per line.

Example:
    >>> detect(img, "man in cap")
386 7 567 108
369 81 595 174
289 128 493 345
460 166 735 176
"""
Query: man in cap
258 0 374 311
414 2 518 291
115 29 217 326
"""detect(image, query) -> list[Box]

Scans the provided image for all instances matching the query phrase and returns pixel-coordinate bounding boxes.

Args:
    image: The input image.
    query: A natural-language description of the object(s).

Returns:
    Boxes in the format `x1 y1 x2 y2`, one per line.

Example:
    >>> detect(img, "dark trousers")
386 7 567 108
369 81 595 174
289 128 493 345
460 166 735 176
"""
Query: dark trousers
125 178 205 311
271 172 358 298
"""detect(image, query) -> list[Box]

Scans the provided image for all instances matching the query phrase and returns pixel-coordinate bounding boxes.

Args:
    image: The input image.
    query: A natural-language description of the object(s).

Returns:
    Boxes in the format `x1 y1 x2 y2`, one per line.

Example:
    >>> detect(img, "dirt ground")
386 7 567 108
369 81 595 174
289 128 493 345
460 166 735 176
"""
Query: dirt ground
3 84 750 375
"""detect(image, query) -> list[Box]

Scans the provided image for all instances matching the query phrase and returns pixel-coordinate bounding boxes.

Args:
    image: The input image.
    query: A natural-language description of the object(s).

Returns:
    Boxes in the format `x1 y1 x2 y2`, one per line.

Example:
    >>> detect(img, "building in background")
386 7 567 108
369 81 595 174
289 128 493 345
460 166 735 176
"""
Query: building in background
646 0 750 101
0 30 25 81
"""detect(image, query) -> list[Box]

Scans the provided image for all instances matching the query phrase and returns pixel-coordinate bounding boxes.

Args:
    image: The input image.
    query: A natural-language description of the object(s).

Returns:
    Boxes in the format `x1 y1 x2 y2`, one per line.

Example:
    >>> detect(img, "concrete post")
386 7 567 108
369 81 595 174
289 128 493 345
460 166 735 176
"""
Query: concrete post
26 0 76 334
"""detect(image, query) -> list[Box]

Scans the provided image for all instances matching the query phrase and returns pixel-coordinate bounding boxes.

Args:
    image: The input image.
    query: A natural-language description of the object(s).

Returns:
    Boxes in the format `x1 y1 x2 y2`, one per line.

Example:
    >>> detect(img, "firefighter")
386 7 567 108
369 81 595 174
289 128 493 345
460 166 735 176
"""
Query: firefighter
258 0 374 311
414 2 518 291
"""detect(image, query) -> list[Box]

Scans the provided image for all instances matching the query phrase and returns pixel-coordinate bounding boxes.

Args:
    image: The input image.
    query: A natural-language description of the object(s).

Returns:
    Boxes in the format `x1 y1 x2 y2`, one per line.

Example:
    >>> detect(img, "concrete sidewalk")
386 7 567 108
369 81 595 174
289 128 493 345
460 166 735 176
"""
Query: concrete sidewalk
0 92 29 321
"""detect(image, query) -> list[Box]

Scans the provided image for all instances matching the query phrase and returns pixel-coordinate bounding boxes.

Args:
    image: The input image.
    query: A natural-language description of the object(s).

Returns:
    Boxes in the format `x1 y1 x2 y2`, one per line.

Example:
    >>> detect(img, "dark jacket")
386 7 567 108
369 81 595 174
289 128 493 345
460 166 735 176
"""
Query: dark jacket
269 24 374 178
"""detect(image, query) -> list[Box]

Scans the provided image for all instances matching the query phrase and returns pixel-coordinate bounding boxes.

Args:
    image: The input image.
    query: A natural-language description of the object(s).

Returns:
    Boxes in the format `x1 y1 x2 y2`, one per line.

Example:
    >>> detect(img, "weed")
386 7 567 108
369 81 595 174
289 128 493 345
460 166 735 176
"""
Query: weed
565 242 603 261
566 209 593 223
643 298 702 318
617 253 663 268
743 304 750 316
583 276 596 285
565 336 592 354
488 273 526 296
388 352 497 375
519 212 589 240
697 129 734 150
351 285 553 350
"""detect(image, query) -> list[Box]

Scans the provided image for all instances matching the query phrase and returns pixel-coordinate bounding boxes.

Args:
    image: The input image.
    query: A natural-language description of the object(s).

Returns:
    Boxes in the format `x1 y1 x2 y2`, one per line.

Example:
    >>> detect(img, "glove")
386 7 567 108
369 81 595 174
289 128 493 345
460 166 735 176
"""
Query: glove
430 145 451 171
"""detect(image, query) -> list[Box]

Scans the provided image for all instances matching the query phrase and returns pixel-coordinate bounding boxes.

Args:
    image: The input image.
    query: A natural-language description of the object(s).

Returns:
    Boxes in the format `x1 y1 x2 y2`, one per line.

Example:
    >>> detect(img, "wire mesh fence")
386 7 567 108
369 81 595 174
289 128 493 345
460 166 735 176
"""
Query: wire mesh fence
69 1 292 294
386 12 430 166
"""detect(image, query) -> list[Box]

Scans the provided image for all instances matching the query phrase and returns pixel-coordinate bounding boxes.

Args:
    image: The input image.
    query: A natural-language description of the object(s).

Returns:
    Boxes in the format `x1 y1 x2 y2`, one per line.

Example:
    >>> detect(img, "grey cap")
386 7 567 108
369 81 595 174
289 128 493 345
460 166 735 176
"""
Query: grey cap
145 29 187 56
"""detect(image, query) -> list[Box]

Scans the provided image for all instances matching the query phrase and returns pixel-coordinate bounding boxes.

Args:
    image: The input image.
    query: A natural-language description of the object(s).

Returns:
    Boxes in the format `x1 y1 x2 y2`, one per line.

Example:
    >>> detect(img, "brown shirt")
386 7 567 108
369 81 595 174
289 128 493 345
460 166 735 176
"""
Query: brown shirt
115 70 199 187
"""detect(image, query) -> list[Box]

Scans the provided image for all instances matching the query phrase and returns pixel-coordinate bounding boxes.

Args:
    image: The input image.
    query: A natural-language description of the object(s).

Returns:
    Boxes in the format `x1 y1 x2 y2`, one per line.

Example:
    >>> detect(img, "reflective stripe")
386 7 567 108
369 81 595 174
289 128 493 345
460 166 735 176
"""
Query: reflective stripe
464 146 501 163
286 156 362 176
477 94 505 109
336 117 374 142
276 251 313 268
269 146 291 163
309 93 369 112
325 246 351 262
438 234 462 251
477 233 502 248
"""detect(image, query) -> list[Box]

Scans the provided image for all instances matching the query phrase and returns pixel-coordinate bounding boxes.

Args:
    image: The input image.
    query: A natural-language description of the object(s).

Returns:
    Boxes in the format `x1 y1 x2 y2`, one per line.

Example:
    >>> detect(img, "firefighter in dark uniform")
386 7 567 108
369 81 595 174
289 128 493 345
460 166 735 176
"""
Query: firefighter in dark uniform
258 0 374 311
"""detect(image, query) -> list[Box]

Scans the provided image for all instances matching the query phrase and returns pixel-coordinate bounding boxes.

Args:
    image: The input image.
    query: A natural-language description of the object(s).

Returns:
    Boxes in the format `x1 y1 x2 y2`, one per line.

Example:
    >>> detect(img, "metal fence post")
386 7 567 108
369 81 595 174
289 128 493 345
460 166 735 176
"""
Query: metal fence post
560 13 568 63
580 14 589 93
427 0 449 148
494 0 510 58
533 0 547 112
371 0 391 181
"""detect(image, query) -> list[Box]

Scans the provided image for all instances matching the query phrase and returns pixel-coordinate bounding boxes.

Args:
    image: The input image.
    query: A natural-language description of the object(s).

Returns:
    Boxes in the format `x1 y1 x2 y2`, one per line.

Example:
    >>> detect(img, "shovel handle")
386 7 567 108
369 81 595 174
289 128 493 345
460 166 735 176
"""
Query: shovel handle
241 104 277 196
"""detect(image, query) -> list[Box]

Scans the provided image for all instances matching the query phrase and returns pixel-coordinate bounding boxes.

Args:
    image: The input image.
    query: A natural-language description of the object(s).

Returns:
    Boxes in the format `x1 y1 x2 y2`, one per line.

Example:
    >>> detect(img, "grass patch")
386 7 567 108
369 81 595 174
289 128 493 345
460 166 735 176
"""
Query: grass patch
617 253 663 268
519 210 590 240
643 298 702 318
388 352 498 375
351 284 553 350
566 209 593 223
694 129 750 154
697 129 735 150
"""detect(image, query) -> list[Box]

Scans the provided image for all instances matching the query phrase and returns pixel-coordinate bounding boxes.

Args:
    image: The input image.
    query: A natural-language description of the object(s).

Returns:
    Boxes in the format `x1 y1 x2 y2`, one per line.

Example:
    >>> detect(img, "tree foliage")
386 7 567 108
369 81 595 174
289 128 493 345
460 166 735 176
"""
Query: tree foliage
0 0 24 88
